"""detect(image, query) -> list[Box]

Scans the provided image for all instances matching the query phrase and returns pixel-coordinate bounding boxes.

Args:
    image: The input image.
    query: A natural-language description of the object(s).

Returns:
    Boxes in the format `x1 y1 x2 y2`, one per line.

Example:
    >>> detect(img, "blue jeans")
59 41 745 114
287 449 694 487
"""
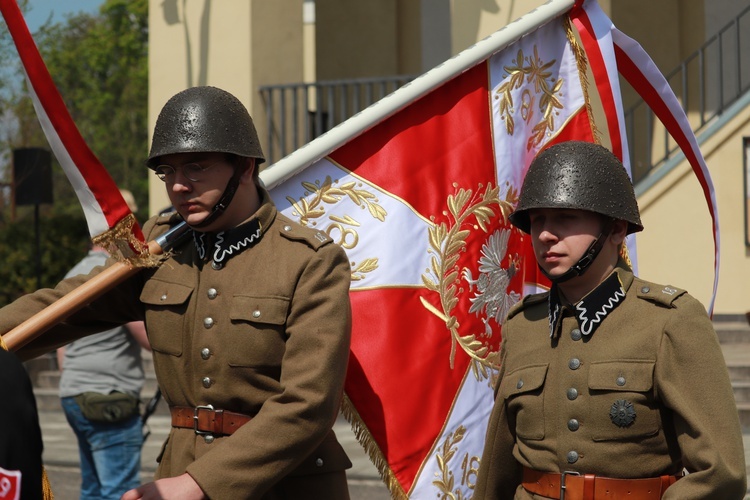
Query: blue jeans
61 396 143 500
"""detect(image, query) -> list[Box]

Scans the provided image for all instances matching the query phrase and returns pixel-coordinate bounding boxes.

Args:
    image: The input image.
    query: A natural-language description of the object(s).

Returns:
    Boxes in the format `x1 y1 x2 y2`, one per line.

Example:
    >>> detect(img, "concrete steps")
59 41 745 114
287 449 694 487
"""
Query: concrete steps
715 315 750 429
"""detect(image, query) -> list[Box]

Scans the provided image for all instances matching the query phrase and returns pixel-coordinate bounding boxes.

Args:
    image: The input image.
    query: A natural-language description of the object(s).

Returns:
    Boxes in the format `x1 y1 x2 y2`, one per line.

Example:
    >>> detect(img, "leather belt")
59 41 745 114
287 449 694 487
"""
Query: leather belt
522 467 680 500
170 405 252 436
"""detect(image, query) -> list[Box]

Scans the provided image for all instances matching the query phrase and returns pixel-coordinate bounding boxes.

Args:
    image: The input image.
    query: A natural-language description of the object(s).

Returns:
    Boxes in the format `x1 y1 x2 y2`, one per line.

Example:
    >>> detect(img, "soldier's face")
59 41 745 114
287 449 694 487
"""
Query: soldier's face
528 208 604 278
160 152 235 228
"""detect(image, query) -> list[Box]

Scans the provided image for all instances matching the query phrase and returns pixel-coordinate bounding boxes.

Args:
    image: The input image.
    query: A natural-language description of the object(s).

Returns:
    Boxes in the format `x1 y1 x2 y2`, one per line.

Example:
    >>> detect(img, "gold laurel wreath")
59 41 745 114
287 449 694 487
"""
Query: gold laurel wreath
432 426 469 500
286 175 386 280
420 183 516 380
494 45 564 150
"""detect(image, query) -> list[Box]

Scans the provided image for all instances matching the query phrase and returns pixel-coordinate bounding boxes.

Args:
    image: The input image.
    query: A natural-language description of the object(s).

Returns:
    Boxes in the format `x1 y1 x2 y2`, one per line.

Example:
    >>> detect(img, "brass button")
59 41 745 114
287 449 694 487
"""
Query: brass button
207 288 218 299
203 317 215 329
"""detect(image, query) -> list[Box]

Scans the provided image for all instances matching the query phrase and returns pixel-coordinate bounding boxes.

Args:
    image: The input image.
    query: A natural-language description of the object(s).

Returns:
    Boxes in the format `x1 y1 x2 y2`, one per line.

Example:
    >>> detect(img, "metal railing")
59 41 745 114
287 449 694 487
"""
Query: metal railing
625 4 750 183
259 75 415 164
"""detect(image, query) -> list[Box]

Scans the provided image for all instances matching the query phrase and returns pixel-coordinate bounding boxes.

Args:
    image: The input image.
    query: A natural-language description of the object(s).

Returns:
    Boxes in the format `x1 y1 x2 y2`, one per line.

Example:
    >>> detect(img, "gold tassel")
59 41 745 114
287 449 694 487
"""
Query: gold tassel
91 214 163 267
620 244 634 270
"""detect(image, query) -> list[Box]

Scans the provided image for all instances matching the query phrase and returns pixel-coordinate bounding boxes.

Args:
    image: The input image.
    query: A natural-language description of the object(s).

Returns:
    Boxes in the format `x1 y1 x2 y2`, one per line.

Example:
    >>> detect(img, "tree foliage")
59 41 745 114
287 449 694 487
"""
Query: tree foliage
0 0 148 305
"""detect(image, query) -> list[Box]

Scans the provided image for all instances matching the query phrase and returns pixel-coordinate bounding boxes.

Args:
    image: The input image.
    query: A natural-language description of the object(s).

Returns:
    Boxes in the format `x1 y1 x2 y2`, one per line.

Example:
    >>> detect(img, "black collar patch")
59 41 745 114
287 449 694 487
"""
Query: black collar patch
194 218 262 266
548 272 626 338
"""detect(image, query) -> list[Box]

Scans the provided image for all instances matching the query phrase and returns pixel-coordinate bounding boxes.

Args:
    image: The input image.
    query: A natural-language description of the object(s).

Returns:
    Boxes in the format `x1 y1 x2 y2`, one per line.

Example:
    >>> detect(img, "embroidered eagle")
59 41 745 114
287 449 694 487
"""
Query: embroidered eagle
462 228 520 336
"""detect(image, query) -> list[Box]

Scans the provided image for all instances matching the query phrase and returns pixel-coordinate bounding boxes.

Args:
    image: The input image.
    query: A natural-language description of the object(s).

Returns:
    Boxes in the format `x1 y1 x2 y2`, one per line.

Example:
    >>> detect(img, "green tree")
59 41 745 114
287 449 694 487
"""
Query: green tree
31 0 149 214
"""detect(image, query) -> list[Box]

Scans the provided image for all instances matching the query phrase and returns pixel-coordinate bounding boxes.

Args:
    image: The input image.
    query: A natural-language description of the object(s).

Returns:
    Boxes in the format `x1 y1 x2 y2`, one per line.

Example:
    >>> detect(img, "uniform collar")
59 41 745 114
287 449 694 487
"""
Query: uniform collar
548 263 633 338
193 184 277 266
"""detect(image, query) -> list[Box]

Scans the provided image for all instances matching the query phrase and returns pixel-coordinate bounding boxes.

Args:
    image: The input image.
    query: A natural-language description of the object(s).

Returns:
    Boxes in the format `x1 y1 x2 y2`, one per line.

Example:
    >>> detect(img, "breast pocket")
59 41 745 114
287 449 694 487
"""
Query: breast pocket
227 295 290 367
588 360 661 441
499 364 548 440
140 279 193 356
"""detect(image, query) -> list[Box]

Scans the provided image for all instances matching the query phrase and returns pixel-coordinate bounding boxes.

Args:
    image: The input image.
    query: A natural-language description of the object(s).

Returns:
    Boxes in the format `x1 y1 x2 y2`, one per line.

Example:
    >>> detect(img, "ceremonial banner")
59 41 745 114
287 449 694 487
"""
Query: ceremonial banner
264 0 719 497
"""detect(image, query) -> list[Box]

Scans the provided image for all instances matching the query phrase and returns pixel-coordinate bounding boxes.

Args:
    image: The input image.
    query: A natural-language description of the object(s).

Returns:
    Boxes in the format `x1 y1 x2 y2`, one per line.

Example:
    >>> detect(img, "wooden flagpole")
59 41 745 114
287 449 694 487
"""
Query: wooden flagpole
2 222 190 351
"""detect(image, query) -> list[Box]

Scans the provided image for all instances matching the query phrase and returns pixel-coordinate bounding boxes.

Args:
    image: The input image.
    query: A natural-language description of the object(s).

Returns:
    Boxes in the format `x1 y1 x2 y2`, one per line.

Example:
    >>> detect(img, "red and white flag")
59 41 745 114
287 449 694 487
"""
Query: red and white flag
0 0 146 258
263 0 720 497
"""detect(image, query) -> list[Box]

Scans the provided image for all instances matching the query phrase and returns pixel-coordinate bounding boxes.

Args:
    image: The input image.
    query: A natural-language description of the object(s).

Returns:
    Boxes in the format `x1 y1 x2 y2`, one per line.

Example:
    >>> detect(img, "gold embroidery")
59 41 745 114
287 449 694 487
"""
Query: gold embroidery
286 175 387 280
421 183 516 379
494 45 564 150
563 16 601 144
433 426 479 499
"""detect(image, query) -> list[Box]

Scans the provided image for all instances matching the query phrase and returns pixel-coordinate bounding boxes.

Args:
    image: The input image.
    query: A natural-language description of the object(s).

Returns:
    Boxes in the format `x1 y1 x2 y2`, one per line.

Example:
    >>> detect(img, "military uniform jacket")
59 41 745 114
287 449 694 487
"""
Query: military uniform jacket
474 264 746 499
0 188 353 498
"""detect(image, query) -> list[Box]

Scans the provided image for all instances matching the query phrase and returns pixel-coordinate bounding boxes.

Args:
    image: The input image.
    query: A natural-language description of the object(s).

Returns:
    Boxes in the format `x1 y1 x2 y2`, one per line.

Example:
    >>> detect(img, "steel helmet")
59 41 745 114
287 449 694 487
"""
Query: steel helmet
509 141 643 234
147 86 265 168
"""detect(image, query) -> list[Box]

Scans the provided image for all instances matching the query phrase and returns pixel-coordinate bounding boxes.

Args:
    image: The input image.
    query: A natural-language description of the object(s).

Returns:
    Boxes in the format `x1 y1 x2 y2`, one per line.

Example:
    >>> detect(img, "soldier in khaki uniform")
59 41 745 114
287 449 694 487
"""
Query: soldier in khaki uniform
0 86 353 499
474 141 746 499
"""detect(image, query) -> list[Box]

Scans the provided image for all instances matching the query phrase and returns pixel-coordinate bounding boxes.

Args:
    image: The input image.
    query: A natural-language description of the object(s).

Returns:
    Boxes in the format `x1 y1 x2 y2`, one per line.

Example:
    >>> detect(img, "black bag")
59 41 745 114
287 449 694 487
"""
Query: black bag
74 391 140 423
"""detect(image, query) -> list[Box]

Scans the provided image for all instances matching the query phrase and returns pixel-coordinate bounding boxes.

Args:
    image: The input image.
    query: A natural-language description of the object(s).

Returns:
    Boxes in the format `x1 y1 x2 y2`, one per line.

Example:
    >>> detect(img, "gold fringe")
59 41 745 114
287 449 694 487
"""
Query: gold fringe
0 335 7 351
42 466 54 500
564 16 602 145
91 214 163 267
341 395 408 499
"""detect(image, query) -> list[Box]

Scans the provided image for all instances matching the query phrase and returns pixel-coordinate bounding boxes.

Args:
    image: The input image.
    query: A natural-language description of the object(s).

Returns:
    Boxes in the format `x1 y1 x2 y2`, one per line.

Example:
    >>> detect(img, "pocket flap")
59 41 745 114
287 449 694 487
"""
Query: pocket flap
230 295 290 326
499 364 548 399
140 279 193 306
588 360 655 392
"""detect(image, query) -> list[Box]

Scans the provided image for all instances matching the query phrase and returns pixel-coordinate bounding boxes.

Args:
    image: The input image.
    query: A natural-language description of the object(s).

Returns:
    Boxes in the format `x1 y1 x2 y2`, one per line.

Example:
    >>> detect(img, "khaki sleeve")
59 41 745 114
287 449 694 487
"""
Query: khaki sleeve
656 294 746 499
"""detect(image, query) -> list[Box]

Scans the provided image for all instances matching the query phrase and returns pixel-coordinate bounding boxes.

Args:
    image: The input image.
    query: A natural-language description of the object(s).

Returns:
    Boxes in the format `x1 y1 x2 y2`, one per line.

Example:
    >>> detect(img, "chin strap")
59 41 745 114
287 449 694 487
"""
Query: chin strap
540 219 615 284
189 160 250 229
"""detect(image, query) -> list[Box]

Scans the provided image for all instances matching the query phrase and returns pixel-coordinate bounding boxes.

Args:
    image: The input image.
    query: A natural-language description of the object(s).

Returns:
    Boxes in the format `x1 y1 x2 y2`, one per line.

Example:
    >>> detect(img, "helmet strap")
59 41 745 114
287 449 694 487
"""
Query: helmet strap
540 218 615 284
189 160 249 230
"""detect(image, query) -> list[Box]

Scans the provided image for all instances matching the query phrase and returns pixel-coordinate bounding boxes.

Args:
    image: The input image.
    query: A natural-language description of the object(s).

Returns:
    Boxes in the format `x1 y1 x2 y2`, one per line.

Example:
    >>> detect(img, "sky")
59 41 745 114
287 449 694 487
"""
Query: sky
24 0 104 32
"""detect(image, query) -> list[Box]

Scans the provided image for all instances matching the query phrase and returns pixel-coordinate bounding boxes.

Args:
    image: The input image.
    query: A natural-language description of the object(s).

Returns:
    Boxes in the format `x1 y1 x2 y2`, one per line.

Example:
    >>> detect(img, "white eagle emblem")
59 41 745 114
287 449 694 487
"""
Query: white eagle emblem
462 228 520 336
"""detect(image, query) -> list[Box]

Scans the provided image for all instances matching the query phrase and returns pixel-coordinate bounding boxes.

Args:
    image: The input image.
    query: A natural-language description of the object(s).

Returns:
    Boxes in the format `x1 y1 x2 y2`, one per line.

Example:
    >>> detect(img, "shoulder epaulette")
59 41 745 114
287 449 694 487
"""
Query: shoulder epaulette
507 291 549 320
634 278 686 307
276 214 332 250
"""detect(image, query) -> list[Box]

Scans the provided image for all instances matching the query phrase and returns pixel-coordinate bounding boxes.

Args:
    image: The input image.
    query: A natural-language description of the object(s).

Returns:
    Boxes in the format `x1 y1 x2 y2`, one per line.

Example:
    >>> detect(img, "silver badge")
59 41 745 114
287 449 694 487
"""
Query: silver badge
609 399 636 427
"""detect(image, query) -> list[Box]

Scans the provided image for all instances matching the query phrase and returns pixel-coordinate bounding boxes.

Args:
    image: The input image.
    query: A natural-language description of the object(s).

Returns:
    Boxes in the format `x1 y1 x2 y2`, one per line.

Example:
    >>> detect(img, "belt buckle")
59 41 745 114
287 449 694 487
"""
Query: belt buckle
560 471 580 500
193 404 214 436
